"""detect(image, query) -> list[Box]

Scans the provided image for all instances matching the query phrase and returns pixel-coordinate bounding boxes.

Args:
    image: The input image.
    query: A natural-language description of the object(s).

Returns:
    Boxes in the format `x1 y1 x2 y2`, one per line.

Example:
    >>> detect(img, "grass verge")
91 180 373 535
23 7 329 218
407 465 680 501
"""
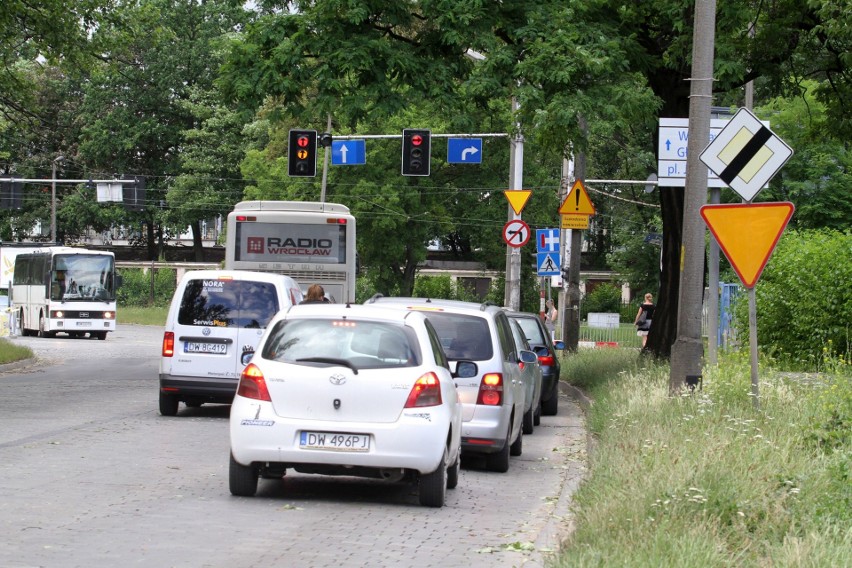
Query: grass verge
555 348 852 567
0 337 33 364
119 305 168 327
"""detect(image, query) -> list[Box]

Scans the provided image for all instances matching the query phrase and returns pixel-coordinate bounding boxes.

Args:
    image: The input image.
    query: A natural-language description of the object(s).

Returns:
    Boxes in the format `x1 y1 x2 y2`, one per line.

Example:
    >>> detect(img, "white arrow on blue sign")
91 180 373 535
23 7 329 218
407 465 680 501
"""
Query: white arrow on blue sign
537 252 561 276
331 140 366 166
447 138 482 164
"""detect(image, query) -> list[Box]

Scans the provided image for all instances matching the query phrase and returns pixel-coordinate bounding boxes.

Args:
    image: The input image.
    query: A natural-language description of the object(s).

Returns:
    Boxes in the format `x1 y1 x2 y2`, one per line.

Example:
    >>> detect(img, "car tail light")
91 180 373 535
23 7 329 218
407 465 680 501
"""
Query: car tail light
405 372 442 408
477 373 503 406
237 363 271 402
538 354 555 367
162 332 174 357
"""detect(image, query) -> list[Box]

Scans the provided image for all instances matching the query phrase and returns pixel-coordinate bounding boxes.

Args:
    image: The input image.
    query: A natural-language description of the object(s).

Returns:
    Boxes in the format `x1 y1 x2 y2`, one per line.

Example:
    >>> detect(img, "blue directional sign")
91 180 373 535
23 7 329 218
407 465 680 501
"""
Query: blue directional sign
447 138 482 164
536 228 560 253
537 252 561 276
331 140 366 166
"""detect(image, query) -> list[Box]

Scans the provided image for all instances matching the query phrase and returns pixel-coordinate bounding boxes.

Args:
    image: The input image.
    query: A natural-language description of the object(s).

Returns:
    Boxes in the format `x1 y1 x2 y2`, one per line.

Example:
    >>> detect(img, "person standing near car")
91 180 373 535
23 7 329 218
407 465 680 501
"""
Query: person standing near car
634 293 655 347
544 299 558 340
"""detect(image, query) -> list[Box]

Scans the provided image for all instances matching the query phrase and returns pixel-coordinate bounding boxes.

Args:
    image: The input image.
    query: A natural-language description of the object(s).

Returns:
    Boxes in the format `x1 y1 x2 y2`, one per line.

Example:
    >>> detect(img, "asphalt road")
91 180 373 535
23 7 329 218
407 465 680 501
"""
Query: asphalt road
0 324 587 568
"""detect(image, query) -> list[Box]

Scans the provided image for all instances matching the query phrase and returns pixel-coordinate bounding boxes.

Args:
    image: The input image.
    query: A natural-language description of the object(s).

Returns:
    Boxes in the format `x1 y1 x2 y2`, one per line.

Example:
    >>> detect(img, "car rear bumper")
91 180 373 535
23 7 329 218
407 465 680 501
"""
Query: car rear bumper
229 396 454 475
459 404 511 454
540 369 560 400
159 373 238 402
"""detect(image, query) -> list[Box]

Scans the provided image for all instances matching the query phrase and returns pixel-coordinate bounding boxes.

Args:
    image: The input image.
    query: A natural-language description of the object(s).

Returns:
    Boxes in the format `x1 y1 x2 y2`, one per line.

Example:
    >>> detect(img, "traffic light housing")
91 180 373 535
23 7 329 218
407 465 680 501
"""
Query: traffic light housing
123 176 146 212
0 180 24 210
401 129 431 176
288 129 318 177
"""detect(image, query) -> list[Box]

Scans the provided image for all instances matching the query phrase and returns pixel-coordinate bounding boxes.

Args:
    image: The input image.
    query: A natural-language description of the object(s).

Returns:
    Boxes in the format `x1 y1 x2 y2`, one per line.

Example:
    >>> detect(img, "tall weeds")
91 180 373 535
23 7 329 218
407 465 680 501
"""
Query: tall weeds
555 349 852 567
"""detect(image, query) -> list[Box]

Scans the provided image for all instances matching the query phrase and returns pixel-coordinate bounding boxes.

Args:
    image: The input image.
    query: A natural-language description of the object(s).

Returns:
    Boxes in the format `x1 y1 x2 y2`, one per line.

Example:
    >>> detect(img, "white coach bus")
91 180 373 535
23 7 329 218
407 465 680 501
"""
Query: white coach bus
12 246 118 339
225 201 357 303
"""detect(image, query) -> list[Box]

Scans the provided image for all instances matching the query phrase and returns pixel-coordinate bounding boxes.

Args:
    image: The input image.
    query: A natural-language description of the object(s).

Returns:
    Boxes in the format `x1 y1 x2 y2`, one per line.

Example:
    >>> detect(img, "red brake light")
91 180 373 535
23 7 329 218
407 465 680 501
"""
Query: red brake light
477 373 503 406
538 355 555 366
405 372 442 408
237 363 271 402
162 332 174 357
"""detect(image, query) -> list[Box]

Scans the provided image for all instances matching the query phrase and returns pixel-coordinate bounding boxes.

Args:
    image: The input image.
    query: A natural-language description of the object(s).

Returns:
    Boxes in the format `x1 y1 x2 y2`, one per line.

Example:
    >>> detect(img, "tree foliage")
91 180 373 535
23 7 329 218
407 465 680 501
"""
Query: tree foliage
734 229 852 367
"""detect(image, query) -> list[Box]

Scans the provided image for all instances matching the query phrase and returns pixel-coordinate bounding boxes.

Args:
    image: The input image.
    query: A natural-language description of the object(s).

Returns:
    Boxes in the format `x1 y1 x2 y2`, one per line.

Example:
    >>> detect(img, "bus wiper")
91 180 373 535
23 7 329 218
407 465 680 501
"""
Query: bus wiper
295 357 359 375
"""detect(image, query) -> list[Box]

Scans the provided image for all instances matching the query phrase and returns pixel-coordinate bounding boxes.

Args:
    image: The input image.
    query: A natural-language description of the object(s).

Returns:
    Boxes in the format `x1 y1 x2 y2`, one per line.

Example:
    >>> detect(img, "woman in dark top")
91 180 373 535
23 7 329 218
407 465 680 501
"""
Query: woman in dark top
634 293 655 347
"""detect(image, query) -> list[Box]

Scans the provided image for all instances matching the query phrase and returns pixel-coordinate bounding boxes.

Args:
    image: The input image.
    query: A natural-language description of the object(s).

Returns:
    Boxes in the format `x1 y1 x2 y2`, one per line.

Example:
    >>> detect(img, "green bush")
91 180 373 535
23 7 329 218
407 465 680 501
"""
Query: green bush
734 229 851 369
117 267 177 307
412 274 481 302
581 282 622 320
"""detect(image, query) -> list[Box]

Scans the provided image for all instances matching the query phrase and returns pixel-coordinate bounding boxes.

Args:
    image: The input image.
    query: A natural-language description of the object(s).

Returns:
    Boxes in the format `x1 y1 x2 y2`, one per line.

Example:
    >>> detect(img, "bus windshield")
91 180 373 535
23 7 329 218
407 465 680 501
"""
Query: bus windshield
51 254 116 301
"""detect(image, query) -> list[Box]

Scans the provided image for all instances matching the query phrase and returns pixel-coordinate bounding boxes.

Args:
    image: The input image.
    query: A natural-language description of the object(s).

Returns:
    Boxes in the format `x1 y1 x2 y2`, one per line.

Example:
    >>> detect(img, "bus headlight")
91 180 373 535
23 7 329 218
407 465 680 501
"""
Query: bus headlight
103 311 114 319
51 310 64 318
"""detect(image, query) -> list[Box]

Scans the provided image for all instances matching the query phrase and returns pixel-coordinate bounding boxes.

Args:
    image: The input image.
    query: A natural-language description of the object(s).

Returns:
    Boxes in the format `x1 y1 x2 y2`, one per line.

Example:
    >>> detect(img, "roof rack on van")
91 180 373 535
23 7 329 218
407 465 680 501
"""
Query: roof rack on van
366 293 384 303
480 301 498 311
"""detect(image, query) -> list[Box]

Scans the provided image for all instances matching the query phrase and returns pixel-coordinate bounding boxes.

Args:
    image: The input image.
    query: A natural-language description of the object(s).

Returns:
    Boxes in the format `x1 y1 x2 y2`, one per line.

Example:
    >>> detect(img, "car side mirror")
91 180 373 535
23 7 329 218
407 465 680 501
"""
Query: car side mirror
453 361 478 379
519 350 537 364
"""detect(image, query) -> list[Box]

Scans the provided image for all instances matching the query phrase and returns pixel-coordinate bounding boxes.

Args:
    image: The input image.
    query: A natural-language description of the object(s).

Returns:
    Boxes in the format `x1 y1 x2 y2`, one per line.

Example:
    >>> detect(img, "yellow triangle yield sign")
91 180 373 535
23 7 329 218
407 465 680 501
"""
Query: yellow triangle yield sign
504 190 532 215
558 180 596 215
700 202 794 288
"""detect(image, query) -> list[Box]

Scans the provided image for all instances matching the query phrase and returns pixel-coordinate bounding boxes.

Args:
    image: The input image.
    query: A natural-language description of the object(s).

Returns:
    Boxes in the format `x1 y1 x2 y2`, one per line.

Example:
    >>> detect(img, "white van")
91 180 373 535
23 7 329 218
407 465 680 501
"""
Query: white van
159 270 303 416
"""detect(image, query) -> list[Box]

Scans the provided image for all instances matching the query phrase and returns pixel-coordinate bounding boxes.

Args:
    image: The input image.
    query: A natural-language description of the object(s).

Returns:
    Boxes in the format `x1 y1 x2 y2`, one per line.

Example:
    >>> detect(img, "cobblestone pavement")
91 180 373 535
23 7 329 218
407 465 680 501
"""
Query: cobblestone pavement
0 325 587 568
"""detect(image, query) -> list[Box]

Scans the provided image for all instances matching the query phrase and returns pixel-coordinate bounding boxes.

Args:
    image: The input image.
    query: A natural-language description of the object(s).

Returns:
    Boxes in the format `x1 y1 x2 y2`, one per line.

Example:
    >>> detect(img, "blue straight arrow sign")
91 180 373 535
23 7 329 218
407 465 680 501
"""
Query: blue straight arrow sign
331 140 366 166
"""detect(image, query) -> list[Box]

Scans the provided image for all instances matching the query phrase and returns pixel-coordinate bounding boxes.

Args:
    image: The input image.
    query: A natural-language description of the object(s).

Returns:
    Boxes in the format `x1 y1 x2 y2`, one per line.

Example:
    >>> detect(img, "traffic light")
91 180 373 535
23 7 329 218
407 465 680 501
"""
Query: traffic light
0 180 24 210
401 129 431 176
123 176 146 212
288 129 318 177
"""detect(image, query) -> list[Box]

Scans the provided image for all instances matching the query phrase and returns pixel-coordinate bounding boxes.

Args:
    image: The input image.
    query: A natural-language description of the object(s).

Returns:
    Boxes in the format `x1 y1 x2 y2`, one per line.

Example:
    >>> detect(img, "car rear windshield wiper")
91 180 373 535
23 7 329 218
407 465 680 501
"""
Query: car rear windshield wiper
295 357 359 375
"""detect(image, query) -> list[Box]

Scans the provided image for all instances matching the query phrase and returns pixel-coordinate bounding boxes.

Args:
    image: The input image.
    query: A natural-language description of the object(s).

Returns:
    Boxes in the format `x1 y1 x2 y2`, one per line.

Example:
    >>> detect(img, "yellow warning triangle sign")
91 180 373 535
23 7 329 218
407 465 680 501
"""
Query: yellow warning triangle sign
558 180 596 215
504 190 532 215
700 202 794 288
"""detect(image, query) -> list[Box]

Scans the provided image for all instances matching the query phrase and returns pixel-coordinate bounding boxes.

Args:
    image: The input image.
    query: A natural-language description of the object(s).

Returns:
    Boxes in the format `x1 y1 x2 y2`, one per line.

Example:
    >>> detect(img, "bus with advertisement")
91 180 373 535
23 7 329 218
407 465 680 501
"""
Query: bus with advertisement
11 246 118 339
224 201 357 303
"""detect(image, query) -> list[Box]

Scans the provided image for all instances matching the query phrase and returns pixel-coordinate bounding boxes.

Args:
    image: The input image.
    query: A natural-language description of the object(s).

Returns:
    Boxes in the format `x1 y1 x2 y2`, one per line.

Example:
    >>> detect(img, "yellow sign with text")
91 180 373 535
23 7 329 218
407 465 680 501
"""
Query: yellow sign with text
561 214 590 230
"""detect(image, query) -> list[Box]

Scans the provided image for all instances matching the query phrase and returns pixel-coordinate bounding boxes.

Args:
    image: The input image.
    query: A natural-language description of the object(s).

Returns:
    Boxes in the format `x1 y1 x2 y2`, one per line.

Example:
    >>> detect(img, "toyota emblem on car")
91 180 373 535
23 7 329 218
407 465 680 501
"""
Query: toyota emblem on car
329 374 346 385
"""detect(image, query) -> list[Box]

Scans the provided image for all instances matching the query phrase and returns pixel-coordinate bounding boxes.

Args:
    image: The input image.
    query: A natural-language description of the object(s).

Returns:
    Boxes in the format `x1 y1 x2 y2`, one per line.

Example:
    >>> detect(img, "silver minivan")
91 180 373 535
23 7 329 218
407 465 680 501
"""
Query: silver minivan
366 297 531 472
159 270 303 416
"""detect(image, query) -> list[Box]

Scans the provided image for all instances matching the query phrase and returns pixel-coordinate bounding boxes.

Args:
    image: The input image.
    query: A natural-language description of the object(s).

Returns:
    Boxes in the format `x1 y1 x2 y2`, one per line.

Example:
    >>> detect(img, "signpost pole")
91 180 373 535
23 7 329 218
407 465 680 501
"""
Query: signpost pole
748 288 760 409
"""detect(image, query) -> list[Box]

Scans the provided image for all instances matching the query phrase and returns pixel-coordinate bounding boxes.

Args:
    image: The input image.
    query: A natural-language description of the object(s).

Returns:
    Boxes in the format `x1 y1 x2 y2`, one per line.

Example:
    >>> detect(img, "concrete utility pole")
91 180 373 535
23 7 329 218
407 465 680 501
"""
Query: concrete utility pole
669 0 717 393
50 155 64 243
557 155 572 343
504 98 524 310
563 118 586 352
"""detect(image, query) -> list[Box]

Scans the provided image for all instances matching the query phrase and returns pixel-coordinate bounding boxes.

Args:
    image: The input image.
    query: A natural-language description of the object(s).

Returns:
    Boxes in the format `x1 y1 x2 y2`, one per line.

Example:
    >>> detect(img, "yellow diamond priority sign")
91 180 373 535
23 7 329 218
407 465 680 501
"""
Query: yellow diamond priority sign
700 108 793 202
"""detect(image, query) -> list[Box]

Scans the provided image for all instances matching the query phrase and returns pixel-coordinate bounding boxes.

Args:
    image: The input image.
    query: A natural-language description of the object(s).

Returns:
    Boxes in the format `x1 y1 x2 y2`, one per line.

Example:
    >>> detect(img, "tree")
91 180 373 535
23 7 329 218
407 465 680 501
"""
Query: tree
756 84 851 231
76 0 251 259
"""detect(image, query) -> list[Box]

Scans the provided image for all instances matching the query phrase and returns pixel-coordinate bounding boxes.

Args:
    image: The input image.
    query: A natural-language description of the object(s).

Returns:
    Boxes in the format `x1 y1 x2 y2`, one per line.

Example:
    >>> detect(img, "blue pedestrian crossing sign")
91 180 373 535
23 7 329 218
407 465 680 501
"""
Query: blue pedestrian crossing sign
331 140 366 166
536 228 560 253
447 138 482 164
537 252 561 276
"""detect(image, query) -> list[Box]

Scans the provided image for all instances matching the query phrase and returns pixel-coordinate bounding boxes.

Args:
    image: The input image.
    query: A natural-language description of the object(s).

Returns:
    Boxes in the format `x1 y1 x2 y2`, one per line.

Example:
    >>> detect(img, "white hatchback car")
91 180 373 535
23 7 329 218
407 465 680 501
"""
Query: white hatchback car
229 304 466 507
